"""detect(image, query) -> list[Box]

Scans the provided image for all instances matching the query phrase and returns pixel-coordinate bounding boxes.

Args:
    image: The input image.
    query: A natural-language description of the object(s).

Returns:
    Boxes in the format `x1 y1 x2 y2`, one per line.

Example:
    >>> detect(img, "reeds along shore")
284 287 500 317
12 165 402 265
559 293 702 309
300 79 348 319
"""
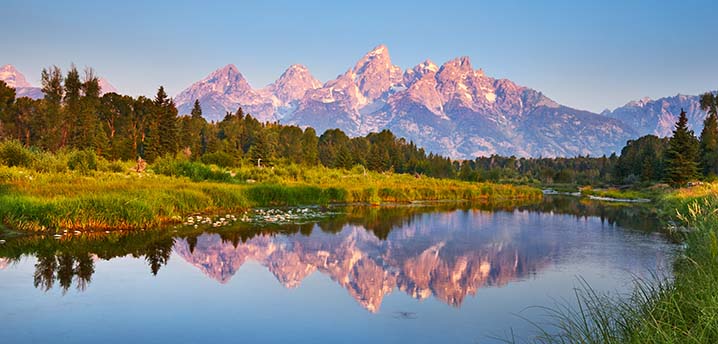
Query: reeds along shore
528 183 718 344
0 144 542 232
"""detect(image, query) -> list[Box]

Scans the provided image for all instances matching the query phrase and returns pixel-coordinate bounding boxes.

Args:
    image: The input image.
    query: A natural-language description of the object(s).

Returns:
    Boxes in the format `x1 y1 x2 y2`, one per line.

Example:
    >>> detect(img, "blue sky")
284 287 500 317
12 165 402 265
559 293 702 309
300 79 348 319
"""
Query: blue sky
2 0 716 112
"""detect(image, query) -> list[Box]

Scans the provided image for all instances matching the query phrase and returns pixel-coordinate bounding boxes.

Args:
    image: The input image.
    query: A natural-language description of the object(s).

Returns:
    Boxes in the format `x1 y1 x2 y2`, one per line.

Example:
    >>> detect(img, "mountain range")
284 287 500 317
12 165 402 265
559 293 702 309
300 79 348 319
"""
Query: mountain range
2 48 711 159
173 45 710 158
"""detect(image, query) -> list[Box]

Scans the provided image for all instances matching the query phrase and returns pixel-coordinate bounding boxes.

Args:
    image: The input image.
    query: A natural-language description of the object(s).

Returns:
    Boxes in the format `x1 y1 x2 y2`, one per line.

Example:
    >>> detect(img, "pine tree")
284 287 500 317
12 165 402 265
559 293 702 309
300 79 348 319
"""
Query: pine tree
248 130 273 166
699 92 718 177
144 86 179 160
300 127 319 165
186 99 207 158
0 81 15 138
190 99 202 119
39 66 64 150
665 109 700 185
334 145 353 169
62 65 82 148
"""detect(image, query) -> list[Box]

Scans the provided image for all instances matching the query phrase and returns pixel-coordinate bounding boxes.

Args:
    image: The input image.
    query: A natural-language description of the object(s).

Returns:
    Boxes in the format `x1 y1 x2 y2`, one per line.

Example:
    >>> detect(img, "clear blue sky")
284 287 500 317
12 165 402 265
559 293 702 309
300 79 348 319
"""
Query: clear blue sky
2 0 716 112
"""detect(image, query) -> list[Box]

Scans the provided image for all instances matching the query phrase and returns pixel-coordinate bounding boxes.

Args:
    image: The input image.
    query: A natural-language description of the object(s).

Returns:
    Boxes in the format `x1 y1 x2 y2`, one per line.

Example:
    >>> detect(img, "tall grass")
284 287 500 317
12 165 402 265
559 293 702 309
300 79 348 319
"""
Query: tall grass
0 144 542 232
523 183 718 343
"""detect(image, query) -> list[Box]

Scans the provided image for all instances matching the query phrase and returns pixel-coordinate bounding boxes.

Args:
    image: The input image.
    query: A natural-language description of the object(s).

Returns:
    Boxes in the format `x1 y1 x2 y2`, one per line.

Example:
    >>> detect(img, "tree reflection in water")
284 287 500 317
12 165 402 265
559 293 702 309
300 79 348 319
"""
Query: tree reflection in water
0 197 664 299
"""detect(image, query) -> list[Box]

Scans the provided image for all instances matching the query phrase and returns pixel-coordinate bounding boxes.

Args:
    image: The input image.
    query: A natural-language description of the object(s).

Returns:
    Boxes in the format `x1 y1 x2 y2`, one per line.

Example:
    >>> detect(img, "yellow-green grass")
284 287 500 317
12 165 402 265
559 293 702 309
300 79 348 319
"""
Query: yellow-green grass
580 186 656 201
0 164 542 232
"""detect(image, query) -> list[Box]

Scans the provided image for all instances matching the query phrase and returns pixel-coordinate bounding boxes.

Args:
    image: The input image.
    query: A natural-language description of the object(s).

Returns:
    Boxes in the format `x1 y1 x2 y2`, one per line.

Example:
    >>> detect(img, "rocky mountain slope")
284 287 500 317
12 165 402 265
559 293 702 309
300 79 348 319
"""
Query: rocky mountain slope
175 63 321 122
601 94 707 137
174 46 643 158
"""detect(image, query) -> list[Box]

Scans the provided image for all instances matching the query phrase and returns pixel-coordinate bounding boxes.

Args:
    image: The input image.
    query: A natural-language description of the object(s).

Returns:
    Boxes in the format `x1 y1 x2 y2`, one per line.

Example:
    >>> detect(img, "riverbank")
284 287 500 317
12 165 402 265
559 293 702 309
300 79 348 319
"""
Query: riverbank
534 182 718 343
0 161 542 233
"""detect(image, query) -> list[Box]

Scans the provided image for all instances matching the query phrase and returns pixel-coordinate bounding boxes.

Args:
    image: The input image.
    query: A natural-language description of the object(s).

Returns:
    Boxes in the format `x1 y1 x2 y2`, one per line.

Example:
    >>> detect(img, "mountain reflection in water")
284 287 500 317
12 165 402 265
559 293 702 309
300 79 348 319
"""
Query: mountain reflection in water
174 210 561 312
0 197 670 313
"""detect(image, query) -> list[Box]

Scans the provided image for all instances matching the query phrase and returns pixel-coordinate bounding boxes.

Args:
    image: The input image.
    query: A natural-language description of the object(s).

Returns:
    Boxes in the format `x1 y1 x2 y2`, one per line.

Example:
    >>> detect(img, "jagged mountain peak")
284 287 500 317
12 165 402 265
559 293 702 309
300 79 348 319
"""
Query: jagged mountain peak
348 44 404 100
604 93 706 137
441 56 472 70
412 59 439 75
366 44 389 56
174 64 273 122
624 96 652 107
285 64 310 72
404 59 440 87
277 64 317 82
438 56 485 78
217 63 240 74
265 64 322 105
174 45 650 158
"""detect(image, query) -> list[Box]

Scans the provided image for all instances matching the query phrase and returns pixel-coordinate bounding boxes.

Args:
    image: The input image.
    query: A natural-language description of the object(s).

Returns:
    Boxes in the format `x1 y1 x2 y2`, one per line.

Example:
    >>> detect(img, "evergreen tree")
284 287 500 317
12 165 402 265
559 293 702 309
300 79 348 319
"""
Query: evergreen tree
699 92 718 177
40 66 64 150
185 99 207 159
301 127 319 165
190 99 202 119
334 145 354 169
248 130 273 165
665 109 700 185
62 65 82 148
367 145 390 172
278 125 304 164
0 81 15 140
144 86 178 160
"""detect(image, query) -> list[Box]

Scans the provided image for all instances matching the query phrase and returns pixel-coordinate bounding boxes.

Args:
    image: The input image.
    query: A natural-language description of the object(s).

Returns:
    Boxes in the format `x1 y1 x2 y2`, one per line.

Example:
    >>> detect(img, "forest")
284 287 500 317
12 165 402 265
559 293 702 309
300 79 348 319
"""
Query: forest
0 65 717 188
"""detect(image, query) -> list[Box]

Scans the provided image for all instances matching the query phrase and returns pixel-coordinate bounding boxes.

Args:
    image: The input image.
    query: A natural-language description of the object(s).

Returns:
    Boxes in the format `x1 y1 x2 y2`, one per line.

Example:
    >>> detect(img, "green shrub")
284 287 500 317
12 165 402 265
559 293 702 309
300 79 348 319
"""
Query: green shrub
67 150 98 174
31 151 68 173
152 156 233 182
0 140 33 168
200 152 235 167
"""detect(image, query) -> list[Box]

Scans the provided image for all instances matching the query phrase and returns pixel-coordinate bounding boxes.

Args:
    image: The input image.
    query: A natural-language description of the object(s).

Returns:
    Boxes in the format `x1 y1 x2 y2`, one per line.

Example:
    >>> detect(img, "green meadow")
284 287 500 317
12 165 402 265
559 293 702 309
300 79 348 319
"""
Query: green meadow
0 142 541 232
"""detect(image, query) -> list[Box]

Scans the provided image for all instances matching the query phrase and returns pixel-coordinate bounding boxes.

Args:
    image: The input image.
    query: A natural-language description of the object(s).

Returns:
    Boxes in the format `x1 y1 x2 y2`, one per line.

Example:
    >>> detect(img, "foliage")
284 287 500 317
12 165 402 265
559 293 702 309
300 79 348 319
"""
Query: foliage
67 150 98 174
614 135 669 184
665 109 700 186
0 140 33 167
699 92 718 178
0 145 542 231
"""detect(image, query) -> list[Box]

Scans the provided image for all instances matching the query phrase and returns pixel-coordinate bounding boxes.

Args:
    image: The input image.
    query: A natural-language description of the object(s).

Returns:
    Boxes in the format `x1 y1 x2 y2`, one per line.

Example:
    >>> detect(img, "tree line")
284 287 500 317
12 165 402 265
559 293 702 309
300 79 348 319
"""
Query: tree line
0 66 455 177
0 65 715 186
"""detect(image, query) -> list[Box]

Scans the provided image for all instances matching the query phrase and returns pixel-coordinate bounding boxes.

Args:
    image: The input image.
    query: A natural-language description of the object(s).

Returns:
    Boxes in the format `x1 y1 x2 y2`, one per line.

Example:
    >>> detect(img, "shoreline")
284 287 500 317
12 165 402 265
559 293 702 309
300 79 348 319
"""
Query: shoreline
0 166 542 234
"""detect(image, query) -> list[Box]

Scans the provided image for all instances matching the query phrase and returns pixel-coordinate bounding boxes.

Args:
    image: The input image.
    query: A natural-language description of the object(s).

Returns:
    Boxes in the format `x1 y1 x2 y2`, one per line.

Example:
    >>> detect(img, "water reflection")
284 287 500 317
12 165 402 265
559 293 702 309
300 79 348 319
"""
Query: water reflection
0 197 668 312
0 257 9 270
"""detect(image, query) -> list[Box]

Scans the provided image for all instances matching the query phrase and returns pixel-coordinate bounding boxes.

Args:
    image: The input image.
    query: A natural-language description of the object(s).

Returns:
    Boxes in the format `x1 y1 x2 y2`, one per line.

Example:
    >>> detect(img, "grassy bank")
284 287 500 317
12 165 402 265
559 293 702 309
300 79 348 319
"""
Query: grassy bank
531 183 718 343
0 152 541 232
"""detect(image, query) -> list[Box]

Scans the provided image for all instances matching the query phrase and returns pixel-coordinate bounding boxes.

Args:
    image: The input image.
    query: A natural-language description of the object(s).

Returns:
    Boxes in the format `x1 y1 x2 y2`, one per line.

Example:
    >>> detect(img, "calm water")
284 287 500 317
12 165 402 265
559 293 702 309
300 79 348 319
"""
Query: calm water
0 197 678 343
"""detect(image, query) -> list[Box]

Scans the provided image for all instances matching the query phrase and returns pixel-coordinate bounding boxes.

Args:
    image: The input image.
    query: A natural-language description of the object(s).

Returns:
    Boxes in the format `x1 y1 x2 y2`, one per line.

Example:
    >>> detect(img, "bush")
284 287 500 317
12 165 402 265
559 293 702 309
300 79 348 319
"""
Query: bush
97 158 127 173
0 140 33 168
67 150 98 174
200 152 235 167
152 156 233 182
31 151 68 173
